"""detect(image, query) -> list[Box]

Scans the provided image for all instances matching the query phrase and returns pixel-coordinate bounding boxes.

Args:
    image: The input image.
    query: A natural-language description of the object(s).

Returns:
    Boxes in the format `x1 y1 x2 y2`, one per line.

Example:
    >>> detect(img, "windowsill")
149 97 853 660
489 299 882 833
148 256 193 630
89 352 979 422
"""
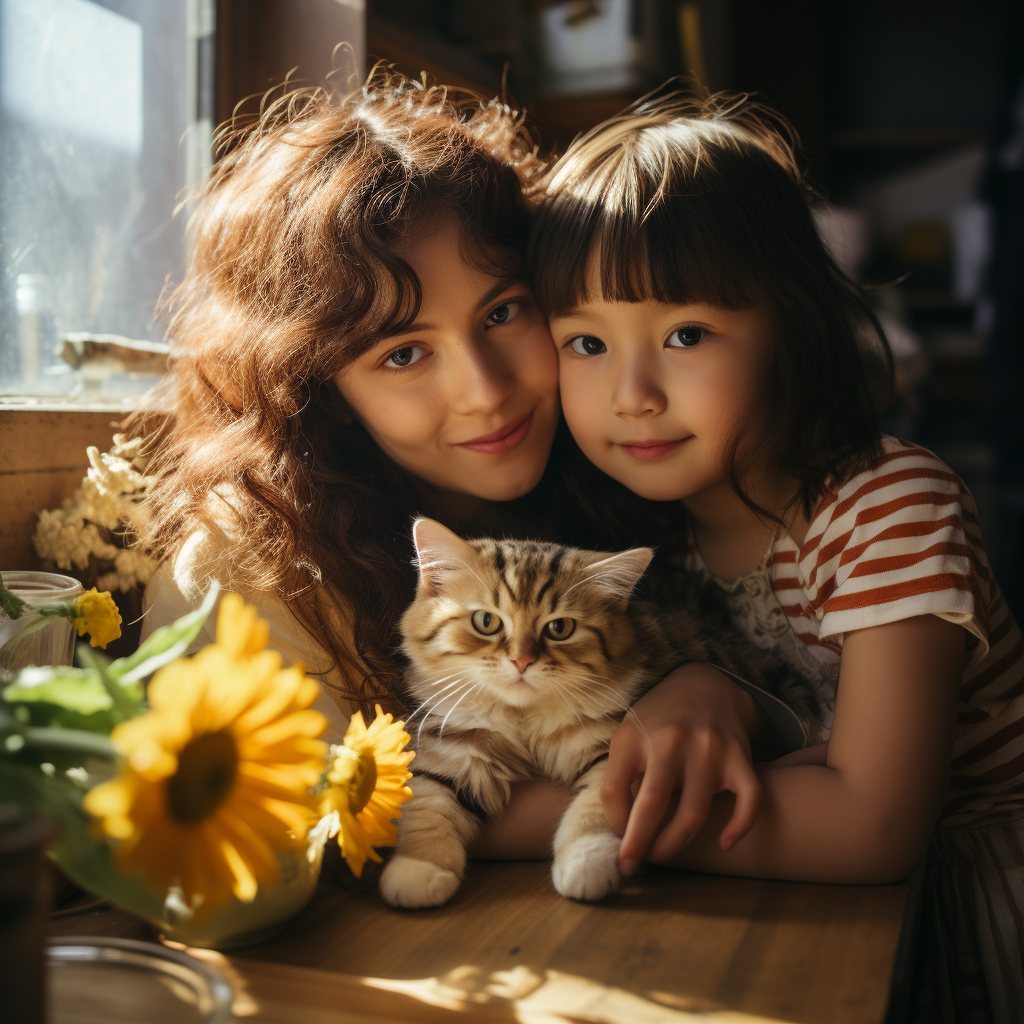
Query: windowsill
0 394 141 413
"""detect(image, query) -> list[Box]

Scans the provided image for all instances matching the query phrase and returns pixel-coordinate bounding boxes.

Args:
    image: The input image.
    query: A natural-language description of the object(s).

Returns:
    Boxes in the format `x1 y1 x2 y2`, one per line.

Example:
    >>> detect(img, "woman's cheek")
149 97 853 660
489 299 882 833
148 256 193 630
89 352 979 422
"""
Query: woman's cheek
521 327 560 394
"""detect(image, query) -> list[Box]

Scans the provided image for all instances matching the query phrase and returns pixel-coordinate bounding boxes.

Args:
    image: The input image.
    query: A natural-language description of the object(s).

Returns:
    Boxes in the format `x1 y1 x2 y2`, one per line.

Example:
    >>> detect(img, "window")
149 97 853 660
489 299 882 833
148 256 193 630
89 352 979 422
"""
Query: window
0 0 214 402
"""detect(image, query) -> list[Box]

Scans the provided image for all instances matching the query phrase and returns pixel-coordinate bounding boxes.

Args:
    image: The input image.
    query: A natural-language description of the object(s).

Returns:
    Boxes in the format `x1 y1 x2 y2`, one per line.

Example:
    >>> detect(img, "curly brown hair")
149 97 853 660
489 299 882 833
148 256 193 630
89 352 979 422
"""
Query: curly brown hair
127 68 557 713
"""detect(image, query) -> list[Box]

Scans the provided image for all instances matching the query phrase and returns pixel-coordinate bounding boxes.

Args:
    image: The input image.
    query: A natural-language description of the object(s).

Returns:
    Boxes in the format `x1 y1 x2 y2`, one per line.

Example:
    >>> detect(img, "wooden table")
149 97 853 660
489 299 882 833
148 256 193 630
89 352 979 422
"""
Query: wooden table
50 850 911 1024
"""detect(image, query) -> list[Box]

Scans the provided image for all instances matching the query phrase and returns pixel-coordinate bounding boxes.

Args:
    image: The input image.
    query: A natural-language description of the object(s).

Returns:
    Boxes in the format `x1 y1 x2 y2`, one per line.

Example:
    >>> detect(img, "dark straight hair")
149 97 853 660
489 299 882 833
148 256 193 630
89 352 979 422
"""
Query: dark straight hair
529 82 894 521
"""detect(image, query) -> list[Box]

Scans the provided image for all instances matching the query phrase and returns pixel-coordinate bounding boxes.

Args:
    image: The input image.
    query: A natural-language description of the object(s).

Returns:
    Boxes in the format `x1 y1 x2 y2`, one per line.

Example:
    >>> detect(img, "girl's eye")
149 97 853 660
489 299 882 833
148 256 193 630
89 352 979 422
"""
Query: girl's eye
471 610 503 636
384 345 426 369
667 326 707 348
569 335 606 356
543 617 576 641
486 302 521 326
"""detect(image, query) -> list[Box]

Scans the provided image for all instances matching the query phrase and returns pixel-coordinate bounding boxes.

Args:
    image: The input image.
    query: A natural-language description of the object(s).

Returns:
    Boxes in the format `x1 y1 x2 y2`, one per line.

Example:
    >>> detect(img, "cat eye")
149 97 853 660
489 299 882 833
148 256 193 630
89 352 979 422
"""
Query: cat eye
543 618 576 641
470 610 503 636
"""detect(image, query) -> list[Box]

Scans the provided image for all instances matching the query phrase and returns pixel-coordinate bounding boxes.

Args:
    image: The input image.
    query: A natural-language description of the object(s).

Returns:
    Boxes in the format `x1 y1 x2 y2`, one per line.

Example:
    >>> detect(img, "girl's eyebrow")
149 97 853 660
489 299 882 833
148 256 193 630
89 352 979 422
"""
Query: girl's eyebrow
550 307 600 322
379 277 523 341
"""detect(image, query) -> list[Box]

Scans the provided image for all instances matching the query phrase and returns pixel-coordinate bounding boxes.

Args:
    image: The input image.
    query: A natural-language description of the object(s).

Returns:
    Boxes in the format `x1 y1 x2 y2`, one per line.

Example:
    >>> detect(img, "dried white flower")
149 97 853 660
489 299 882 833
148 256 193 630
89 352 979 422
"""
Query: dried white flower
32 439 158 592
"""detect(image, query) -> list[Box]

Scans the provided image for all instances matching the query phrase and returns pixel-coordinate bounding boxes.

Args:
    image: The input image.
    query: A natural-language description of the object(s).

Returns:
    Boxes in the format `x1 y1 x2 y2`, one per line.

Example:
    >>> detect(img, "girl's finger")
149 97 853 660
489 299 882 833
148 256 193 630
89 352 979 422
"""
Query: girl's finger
717 756 762 851
647 753 714 863
600 734 645 837
617 758 676 876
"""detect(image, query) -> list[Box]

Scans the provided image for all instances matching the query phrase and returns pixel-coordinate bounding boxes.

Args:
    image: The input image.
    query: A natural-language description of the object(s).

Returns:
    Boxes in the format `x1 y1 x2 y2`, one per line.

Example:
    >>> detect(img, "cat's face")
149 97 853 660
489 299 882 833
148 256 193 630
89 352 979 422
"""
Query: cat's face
401 518 652 718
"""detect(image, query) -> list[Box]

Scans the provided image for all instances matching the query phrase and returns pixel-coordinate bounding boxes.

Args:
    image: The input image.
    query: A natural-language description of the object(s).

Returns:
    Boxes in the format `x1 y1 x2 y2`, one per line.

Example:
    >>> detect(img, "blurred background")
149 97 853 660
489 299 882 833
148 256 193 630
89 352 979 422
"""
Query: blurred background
0 0 1021 618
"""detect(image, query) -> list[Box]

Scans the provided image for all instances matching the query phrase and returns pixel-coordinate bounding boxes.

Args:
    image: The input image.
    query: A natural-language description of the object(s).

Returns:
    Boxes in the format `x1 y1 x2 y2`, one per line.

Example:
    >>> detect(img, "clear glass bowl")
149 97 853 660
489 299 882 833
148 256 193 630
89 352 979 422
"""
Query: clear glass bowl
0 570 83 672
47 936 234 1024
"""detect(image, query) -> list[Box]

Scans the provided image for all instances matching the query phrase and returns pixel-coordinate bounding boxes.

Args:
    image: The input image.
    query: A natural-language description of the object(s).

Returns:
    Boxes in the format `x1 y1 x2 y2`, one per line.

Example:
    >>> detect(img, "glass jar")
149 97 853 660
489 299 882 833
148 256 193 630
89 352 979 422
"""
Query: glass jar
0 571 83 673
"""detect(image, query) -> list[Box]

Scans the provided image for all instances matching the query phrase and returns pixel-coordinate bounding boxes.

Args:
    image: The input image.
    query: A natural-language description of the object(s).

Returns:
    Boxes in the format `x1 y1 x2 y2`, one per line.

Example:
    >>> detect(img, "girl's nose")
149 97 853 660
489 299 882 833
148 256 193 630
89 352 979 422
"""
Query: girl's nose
612 357 667 418
449 337 515 416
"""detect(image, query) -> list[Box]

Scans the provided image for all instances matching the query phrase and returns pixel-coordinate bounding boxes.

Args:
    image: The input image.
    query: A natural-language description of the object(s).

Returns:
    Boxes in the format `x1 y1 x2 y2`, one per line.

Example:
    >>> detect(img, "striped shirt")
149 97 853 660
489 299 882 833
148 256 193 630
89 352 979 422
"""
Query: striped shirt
687 436 1024 829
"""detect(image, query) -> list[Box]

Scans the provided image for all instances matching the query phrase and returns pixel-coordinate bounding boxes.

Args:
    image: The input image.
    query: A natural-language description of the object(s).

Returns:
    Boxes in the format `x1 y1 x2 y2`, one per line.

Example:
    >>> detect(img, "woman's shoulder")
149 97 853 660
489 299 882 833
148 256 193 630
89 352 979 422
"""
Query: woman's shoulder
142 521 357 740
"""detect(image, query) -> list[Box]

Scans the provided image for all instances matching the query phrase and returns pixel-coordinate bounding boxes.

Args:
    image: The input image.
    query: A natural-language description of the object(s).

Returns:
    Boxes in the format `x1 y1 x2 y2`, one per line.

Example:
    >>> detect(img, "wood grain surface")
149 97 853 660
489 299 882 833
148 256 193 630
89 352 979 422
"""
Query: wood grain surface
51 854 908 1024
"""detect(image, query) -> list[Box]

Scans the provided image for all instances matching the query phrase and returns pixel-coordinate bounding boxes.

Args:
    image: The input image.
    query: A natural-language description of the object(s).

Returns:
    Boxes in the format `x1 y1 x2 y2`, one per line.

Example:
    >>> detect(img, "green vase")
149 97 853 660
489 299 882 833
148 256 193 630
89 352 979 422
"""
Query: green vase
51 815 332 950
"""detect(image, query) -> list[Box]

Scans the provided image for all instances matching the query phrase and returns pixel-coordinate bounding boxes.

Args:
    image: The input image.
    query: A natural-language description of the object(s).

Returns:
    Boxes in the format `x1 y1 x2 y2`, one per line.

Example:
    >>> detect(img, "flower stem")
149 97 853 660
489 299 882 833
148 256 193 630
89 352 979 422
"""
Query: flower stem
20 727 117 760
77 647 136 721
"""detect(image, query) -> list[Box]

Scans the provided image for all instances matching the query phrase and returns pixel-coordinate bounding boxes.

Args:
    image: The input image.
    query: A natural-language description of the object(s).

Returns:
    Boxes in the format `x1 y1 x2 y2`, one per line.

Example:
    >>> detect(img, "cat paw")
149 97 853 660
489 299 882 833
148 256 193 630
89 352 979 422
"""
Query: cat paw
552 833 622 901
380 855 461 908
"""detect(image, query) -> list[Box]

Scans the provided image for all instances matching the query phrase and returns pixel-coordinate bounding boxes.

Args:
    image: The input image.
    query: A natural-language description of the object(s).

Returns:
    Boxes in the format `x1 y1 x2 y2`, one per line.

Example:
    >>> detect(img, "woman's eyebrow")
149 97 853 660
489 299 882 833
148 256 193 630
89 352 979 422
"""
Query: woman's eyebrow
377 277 524 342
474 276 523 311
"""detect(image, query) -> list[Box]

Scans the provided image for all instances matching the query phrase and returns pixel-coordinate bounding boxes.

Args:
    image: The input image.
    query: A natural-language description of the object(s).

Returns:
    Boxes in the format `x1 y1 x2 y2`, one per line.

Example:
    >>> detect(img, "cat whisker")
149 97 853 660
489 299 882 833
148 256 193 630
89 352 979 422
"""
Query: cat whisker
414 676 472 744
438 680 486 738
405 674 467 723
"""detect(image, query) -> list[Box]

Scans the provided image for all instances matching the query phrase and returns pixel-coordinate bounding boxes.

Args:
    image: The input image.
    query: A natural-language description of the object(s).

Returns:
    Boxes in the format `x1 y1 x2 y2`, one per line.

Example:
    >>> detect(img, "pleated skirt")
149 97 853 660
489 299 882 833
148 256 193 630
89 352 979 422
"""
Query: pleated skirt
907 817 1024 1024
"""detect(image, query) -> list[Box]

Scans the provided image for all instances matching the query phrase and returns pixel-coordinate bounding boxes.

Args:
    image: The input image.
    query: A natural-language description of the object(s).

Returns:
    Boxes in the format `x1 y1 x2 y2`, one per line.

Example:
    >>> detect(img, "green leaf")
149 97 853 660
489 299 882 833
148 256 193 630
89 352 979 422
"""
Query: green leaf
108 582 220 684
3 665 142 729
50 819 166 920
0 759 163 918
10 700 123 739
77 647 139 721
0 577 28 620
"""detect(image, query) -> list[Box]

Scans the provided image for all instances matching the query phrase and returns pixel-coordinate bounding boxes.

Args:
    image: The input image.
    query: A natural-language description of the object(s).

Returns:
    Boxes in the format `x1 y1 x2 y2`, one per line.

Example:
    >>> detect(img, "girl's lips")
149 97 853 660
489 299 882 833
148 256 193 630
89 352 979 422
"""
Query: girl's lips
458 411 533 455
618 438 689 461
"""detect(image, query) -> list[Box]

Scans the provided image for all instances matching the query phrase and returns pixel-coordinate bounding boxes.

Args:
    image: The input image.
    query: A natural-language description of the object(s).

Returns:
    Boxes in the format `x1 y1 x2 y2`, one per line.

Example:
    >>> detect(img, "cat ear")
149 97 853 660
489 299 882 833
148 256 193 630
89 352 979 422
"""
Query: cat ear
585 548 653 605
411 518 477 595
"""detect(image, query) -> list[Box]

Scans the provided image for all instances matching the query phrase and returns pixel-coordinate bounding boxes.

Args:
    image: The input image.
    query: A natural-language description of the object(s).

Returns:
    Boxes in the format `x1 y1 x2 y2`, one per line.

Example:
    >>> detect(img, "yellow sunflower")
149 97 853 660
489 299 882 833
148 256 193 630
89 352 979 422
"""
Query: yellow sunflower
321 706 414 877
73 588 122 648
84 593 327 914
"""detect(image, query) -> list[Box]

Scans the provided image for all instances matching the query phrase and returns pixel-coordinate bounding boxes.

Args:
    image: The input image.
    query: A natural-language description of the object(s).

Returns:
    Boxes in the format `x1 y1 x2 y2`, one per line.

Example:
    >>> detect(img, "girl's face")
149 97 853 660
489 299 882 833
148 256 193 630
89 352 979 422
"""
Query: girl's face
549 292 772 506
334 222 560 504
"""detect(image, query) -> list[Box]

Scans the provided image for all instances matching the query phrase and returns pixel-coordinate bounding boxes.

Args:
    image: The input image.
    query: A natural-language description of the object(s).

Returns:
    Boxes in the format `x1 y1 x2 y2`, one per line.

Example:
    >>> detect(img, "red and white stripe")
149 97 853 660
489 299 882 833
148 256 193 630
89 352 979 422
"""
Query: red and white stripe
694 437 1024 828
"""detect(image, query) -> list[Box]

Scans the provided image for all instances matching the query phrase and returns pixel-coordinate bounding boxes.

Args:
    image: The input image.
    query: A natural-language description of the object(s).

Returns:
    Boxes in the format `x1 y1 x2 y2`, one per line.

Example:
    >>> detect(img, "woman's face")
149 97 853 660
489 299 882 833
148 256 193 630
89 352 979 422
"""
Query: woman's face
334 222 560 503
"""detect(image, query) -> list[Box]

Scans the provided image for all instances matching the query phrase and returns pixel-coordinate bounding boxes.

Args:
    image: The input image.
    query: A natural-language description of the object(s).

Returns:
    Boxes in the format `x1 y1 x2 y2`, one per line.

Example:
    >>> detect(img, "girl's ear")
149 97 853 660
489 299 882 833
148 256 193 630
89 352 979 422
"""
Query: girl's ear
585 548 654 606
411 518 477 595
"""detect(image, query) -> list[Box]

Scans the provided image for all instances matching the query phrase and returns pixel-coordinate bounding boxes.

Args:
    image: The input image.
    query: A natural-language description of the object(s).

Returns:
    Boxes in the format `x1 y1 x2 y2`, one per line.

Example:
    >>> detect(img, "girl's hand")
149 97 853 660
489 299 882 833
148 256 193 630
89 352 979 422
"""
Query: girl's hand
603 664 767 877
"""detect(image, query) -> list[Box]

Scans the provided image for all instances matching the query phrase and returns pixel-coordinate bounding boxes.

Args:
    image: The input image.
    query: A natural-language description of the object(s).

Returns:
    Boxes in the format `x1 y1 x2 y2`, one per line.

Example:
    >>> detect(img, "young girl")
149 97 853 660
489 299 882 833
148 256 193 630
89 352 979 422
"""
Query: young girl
530 85 1024 1023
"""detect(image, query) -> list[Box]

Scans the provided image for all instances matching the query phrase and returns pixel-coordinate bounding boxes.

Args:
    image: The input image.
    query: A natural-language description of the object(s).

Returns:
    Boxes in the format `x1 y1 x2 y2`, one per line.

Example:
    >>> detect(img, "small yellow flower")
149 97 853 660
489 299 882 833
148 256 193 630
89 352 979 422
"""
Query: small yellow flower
73 588 122 649
321 706 414 877
84 593 327 914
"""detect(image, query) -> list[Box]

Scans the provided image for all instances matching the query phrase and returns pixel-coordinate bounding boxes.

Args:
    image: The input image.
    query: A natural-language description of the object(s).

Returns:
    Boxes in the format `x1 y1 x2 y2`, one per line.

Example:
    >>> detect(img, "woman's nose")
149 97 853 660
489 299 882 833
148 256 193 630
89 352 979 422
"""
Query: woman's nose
611 356 667 418
449 338 515 415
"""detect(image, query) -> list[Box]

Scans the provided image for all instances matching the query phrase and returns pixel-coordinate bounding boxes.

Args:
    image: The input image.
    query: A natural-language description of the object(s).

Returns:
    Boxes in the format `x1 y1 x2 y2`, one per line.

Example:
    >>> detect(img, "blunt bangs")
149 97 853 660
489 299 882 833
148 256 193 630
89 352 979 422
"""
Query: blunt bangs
531 136 813 317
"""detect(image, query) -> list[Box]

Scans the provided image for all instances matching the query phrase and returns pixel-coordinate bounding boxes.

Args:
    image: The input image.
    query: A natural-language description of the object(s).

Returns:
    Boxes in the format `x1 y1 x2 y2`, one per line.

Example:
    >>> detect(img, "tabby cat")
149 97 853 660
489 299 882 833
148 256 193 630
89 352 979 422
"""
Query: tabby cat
379 518 818 908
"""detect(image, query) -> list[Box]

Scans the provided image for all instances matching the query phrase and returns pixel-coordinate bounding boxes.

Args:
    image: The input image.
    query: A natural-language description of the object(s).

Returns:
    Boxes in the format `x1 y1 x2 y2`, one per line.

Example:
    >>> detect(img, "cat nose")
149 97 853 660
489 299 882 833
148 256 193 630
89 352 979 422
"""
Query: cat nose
512 654 535 674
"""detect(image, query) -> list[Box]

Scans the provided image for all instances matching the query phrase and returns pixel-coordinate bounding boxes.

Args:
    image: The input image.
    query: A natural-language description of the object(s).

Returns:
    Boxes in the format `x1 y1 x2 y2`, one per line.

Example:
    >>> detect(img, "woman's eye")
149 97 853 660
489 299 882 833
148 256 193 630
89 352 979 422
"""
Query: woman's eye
471 609 503 636
486 302 521 326
569 335 606 356
543 617 576 641
667 326 707 348
384 345 426 369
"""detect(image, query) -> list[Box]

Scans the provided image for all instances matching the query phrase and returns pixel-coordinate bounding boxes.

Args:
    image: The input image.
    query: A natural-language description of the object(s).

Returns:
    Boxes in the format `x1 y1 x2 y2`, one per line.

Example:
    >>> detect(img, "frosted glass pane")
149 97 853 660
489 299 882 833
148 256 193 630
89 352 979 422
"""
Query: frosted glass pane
1 0 143 154
0 0 205 400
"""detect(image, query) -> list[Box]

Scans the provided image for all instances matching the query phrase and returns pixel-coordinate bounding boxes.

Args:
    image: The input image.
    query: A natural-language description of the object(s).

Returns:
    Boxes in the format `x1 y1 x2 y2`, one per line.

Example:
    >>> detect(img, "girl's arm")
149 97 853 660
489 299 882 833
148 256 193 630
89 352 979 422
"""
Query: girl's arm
470 664 768 860
631 614 963 883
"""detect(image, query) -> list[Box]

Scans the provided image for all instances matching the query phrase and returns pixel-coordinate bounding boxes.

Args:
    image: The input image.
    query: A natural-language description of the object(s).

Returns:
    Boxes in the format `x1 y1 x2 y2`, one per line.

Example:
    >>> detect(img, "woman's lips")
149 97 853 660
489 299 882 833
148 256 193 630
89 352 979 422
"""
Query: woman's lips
458 411 533 455
617 437 689 461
